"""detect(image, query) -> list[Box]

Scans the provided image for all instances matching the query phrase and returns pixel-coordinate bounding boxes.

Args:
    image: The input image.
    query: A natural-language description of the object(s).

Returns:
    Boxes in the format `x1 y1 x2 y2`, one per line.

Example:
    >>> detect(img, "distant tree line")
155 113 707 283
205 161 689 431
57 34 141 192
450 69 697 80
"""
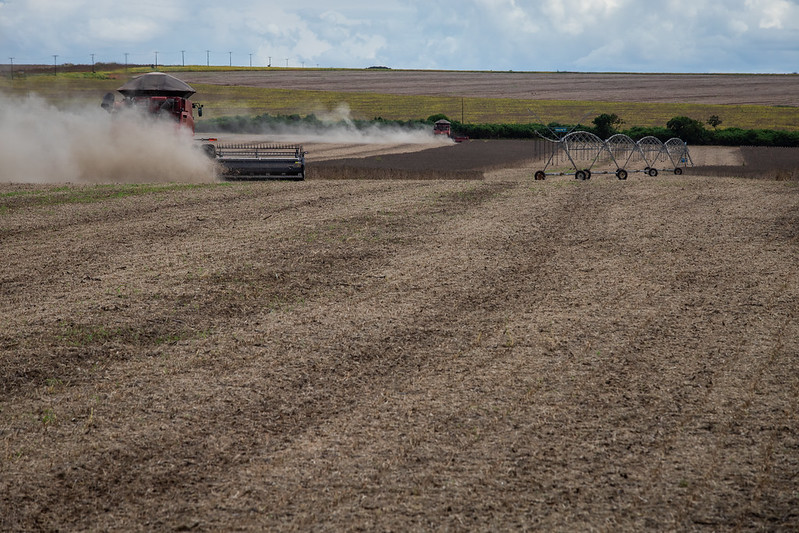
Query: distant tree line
197 112 799 147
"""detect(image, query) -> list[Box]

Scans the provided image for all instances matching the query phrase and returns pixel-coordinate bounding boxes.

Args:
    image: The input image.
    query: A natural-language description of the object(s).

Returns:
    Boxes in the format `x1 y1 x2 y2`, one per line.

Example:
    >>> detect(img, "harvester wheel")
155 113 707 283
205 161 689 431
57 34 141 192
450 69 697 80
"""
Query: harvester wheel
674 167 683 175
202 144 217 159
575 170 587 180
648 168 658 177
616 169 628 180
534 170 546 180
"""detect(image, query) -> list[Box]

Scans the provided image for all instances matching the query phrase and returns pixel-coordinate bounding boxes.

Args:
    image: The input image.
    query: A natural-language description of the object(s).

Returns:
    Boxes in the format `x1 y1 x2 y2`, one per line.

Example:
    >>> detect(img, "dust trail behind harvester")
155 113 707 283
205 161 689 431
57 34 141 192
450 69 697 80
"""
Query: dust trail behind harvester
220 103 455 146
0 93 216 184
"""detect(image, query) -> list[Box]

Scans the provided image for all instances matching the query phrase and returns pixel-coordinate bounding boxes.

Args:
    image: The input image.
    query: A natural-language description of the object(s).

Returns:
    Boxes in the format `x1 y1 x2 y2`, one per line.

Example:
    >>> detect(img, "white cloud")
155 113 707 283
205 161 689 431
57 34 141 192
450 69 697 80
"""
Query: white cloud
0 0 797 72
88 18 161 42
747 0 791 28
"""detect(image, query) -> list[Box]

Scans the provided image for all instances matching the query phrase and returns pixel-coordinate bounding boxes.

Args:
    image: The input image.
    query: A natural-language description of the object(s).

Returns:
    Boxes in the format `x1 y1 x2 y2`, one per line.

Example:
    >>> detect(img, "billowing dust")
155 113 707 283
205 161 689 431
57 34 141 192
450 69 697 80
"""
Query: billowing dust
225 103 454 145
0 93 217 184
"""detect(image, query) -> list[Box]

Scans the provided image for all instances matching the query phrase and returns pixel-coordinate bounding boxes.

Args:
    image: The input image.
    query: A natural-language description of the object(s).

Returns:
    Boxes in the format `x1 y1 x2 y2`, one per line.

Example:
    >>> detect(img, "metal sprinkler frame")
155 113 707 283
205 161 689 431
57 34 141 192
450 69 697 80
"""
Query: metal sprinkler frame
636 136 693 176
533 130 625 181
532 132 693 181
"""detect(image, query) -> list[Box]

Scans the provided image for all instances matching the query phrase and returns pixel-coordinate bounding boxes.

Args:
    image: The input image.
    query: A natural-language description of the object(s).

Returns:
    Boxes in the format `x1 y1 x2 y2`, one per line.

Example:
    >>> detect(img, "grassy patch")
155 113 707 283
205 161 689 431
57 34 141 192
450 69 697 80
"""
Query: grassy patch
0 183 212 212
54 320 208 348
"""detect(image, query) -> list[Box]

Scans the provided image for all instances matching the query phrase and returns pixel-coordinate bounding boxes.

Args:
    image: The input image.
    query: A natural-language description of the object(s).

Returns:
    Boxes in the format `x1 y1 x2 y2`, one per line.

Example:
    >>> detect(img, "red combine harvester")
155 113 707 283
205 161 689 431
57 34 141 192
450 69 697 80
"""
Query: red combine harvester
433 119 468 143
102 72 306 180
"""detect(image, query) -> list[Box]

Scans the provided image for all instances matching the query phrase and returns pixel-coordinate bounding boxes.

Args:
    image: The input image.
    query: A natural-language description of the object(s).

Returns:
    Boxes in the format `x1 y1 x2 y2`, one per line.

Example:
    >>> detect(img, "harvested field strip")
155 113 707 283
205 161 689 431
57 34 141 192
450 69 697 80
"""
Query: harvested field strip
310 139 540 180
691 146 799 179
307 166 484 180
1 176 798 530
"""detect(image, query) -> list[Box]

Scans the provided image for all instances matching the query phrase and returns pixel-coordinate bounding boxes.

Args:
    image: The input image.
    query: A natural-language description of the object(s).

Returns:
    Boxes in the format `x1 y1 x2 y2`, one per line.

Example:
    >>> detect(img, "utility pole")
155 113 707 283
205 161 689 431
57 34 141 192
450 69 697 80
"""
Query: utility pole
90 53 95 73
206 50 210 66
9 57 13 80
229 51 232 67
53 54 58 76
268 56 271 67
249 53 253 67
124 52 129 71
154 51 158 69
285 58 289 67
181 50 185 67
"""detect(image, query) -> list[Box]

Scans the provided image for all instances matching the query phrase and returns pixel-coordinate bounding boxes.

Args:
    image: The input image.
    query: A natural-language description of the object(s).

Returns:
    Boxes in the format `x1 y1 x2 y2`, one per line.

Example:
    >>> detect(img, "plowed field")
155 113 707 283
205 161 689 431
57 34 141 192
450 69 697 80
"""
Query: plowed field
2 135 798 530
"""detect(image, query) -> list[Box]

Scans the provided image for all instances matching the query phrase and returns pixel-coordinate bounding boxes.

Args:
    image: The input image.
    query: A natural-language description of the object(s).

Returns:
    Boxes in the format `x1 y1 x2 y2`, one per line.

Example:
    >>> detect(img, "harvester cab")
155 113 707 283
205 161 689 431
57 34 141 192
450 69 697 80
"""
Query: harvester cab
433 119 452 136
103 72 200 131
433 118 468 143
102 72 306 180
134 96 197 130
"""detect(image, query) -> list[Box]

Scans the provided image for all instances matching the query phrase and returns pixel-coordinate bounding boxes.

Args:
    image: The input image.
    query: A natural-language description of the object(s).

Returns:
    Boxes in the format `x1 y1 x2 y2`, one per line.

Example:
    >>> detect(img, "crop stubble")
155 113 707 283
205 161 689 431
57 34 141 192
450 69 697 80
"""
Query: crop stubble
1 160 798 530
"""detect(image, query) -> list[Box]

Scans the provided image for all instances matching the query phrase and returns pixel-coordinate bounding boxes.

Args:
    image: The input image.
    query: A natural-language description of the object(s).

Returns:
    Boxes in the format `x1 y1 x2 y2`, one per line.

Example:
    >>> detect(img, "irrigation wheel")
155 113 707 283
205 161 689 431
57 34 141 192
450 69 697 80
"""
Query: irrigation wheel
674 167 683 175
534 170 546 180
648 168 659 177
616 169 628 180
575 170 587 180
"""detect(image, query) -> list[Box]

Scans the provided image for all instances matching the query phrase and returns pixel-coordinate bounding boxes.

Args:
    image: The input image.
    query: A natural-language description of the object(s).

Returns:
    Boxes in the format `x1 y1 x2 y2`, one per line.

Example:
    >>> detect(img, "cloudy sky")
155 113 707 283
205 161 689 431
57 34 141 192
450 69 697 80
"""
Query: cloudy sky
1 0 798 73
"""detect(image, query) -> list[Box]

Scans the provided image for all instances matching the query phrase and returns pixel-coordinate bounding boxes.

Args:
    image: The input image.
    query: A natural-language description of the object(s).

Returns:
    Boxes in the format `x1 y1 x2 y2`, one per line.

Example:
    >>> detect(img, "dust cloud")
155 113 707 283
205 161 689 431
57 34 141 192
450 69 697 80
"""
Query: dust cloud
0 93 217 184
223 103 454 145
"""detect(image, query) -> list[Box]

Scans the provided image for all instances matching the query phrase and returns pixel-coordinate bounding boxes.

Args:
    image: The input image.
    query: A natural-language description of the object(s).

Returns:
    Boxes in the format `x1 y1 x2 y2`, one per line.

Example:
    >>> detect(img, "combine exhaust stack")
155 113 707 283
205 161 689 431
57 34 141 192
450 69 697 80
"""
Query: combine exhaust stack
205 142 306 181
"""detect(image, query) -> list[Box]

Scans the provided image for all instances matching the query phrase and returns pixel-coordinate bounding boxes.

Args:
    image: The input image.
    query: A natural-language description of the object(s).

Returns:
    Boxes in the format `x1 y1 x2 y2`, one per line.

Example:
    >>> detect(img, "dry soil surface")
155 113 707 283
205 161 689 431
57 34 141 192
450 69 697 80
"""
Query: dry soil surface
1 149 798 530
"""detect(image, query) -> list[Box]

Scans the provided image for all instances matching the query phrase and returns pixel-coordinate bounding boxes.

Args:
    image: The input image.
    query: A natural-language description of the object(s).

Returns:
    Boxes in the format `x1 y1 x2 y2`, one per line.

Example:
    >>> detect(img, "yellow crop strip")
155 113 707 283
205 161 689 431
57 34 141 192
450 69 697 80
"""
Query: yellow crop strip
191 84 799 130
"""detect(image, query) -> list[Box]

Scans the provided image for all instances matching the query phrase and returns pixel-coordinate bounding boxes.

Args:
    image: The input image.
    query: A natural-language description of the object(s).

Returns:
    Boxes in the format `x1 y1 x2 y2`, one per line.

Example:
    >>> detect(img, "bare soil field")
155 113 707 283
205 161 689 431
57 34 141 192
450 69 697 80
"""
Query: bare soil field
1 136 798 530
306 141 797 181
181 70 799 106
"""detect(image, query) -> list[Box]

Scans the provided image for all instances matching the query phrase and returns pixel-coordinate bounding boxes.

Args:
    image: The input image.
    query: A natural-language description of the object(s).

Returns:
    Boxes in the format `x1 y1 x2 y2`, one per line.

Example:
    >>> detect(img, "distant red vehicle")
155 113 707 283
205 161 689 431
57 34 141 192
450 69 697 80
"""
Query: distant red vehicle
433 119 468 142
433 119 452 136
